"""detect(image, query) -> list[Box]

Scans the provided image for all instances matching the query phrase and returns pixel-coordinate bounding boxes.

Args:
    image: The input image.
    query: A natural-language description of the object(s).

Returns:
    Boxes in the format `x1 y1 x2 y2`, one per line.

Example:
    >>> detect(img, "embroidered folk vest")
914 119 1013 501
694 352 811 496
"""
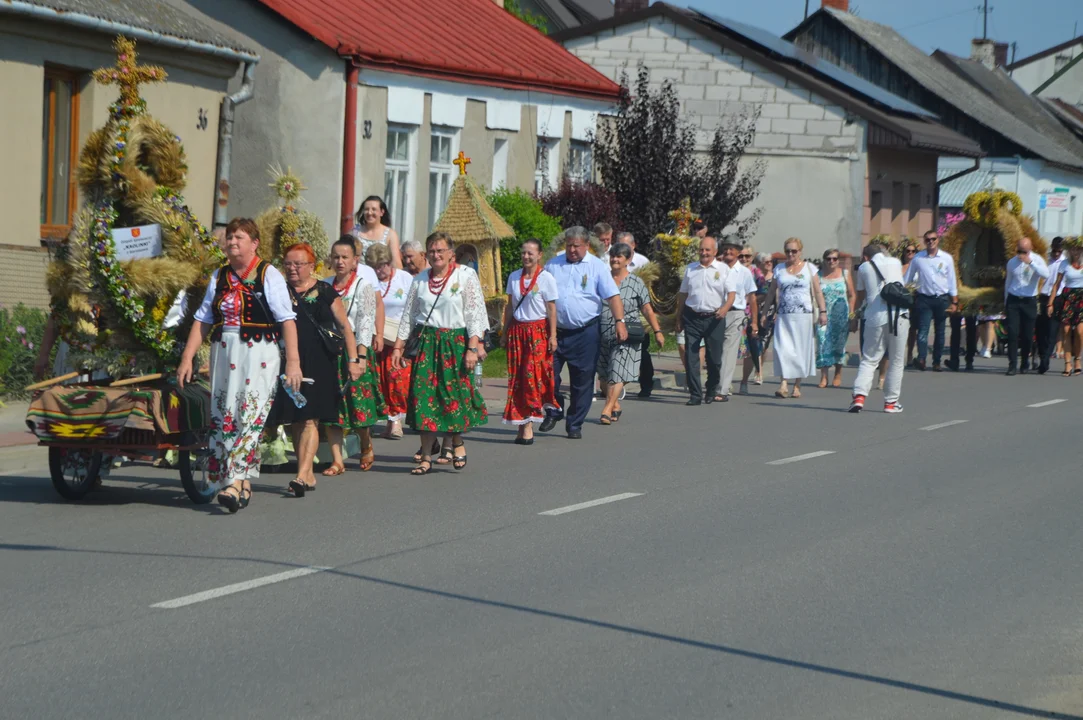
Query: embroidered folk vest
208 260 280 343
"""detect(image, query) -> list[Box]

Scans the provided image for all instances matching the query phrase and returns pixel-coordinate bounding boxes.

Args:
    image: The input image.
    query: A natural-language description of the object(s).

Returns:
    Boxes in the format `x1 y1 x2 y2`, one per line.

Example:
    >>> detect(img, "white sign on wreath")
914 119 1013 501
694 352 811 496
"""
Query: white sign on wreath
111 224 163 261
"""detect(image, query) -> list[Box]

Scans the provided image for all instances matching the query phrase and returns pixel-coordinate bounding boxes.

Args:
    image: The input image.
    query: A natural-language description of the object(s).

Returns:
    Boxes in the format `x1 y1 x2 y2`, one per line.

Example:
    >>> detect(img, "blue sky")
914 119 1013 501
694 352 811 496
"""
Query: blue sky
665 0 1082 61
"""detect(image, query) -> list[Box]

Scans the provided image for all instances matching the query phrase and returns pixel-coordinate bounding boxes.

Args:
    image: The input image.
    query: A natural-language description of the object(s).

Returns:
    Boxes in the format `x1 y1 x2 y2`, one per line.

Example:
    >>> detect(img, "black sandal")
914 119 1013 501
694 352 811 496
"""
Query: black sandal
217 484 242 513
452 442 467 470
414 440 441 463
239 485 252 509
288 478 307 497
411 458 432 475
612 410 622 422
435 446 454 465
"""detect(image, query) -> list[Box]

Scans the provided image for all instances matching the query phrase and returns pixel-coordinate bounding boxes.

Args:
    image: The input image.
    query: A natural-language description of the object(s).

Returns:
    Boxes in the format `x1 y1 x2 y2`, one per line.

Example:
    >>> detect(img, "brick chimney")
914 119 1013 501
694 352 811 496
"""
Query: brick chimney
822 0 849 11
615 0 648 14
971 38 1009 68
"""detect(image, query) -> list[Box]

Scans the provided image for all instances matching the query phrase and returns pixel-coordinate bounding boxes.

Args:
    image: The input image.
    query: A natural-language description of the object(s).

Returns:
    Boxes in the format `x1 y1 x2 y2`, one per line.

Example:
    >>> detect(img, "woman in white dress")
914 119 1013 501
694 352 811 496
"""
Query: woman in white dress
767 237 828 399
351 195 402 270
391 232 489 475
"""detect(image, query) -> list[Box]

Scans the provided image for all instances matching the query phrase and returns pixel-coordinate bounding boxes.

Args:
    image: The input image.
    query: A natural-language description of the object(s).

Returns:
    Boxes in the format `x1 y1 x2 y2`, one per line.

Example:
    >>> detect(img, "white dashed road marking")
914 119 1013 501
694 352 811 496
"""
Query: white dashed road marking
1027 399 1067 408
539 493 644 516
921 420 969 431
151 566 329 609
767 450 836 466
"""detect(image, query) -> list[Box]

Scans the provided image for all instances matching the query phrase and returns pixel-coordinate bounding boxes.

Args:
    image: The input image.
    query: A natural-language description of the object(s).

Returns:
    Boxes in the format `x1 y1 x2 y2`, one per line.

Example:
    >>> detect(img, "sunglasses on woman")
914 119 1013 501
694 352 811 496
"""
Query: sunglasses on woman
825 256 839 262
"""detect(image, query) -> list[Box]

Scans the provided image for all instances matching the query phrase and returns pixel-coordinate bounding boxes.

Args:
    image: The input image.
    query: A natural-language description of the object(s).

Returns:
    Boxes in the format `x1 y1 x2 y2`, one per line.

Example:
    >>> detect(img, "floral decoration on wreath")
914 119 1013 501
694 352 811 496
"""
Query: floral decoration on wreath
1064 236 1083 250
962 189 1022 226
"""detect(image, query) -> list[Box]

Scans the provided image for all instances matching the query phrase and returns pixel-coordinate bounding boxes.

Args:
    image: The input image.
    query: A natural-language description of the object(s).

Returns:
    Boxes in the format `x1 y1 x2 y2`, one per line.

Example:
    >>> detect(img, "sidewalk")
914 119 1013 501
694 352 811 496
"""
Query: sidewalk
0 400 44 474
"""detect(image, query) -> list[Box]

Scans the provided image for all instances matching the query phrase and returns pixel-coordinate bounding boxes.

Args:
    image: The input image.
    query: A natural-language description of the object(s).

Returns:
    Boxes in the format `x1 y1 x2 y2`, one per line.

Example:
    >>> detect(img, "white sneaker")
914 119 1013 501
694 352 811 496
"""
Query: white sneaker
883 402 904 414
981 349 992 359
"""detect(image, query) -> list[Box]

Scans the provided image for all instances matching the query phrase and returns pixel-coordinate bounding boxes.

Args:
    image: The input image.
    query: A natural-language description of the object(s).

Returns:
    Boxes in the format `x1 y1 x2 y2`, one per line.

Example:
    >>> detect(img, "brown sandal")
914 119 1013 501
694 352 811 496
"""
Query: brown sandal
359 448 375 472
321 463 346 477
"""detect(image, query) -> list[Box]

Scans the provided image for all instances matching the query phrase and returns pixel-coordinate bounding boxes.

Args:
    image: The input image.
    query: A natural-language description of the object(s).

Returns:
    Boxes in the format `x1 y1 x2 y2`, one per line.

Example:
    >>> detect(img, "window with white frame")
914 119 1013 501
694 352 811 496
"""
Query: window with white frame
566 140 592 185
427 126 459 230
534 137 559 195
384 125 414 236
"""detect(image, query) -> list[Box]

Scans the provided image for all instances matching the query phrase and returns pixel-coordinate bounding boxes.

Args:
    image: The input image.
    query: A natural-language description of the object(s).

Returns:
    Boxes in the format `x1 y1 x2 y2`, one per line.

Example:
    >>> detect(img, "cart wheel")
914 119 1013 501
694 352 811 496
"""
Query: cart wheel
178 448 215 504
49 448 103 500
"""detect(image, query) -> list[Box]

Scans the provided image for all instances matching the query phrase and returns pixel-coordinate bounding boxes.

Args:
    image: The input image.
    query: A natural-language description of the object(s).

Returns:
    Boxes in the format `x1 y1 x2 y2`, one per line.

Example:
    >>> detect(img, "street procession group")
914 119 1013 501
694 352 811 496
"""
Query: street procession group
175 196 1083 513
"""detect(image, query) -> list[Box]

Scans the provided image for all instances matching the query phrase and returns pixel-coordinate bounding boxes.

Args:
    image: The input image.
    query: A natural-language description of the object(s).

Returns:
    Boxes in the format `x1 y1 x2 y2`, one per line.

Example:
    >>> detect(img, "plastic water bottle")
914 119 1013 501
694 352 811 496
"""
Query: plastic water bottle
280 374 308 408
474 361 483 388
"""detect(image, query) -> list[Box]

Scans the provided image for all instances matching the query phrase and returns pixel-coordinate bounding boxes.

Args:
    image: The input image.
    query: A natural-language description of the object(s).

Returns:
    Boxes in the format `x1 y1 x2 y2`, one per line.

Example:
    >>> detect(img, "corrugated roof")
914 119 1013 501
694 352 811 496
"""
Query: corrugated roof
823 8 1083 169
936 167 993 207
7 0 255 55
252 0 620 100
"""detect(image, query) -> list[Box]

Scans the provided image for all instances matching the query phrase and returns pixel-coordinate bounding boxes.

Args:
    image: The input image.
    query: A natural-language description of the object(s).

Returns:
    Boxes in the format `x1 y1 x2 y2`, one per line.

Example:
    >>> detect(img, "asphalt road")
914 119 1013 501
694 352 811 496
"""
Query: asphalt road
1 361 1082 719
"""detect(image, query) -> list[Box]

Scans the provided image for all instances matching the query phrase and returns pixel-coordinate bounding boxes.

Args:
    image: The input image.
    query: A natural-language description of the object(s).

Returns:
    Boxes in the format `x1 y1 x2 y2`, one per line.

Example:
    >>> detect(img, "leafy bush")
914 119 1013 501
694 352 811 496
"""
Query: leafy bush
0 304 51 399
488 187 563 285
539 179 620 236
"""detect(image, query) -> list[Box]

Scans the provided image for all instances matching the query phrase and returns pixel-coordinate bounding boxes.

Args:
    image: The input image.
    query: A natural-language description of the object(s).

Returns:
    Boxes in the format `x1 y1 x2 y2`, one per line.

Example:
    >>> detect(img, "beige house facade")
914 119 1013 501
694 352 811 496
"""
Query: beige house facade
0 0 255 310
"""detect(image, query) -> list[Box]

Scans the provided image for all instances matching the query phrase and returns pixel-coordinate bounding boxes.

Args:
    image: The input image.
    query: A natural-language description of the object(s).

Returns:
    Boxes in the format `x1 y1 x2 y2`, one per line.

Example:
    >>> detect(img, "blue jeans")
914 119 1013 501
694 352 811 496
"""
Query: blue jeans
550 319 601 434
914 293 950 365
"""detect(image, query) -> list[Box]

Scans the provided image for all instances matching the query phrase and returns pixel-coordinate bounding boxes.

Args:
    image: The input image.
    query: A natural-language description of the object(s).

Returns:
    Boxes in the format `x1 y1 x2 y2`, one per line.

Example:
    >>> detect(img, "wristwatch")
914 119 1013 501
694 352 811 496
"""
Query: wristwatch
466 347 479 354
616 318 626 324
348 357 361 364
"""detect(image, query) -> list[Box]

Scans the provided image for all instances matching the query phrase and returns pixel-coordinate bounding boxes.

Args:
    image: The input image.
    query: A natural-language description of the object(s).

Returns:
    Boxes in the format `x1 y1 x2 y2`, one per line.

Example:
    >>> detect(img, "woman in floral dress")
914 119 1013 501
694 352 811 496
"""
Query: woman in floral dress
769 238 828 399
501 238 558 445
391 232 488 475
367 242 414 440
324 236 386 473
815 248 856 388
177 218 302 513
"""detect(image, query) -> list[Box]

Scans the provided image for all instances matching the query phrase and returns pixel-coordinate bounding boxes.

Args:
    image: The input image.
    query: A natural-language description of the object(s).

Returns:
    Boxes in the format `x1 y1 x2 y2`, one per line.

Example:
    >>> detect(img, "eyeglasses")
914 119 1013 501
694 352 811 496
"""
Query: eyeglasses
825 256 839 262
738 254 753 259
784 249 800 255
904 248 917 255
924 237 938 244
283 261 313 269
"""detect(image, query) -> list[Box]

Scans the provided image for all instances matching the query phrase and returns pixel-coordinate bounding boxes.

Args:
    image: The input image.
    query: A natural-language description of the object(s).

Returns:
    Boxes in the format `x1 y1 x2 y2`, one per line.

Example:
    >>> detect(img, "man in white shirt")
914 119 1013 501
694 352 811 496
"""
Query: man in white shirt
717 240 757 400
850 242 908 413
615 231 651 271
1003 236 1050 375
904 230 959 371
675 237 737 405
1037 236 1064 374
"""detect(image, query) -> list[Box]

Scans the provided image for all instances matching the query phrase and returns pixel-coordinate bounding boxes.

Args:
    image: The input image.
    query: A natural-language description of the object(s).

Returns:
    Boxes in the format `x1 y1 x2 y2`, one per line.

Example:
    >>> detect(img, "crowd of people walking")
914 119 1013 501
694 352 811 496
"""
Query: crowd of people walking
177 202 1083 513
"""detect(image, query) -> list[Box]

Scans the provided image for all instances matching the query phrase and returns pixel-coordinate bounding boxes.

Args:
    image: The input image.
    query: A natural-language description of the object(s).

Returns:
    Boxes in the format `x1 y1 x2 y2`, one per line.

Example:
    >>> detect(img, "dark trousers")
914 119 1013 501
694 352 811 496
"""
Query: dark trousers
637 331 654 395
1037 294 1056 369
746 326 762 374
1005 294 1038 370
682 309 726 400
914 293 951 365
550 320 600 434
949 314 978 367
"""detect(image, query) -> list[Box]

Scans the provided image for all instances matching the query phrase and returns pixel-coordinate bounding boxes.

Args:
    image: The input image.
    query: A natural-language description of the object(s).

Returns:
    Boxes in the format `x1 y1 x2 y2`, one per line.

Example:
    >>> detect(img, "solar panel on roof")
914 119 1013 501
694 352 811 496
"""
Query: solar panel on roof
690 8 938 119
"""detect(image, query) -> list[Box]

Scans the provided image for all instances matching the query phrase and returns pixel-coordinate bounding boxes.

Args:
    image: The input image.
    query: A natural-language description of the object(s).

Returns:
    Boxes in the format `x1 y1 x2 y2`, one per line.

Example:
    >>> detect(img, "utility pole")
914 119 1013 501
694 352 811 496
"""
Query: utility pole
804 0 810 20
982 0 988 40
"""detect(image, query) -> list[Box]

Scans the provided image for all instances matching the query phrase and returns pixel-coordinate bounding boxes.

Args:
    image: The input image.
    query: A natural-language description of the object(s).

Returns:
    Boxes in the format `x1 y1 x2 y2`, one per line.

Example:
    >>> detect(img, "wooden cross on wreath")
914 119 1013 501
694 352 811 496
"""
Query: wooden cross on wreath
93 36 167 115
453 150 472 176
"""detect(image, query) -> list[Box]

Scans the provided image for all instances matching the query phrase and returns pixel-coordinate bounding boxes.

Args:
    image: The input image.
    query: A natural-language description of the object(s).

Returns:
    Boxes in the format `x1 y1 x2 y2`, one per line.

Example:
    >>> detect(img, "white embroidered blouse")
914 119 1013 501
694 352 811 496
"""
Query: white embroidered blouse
397 265 489 340
324 273 376 347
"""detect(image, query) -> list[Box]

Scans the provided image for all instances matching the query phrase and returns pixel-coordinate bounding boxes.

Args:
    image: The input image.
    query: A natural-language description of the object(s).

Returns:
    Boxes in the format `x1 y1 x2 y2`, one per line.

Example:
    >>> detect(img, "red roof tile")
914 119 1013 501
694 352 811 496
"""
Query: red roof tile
254 0 620 100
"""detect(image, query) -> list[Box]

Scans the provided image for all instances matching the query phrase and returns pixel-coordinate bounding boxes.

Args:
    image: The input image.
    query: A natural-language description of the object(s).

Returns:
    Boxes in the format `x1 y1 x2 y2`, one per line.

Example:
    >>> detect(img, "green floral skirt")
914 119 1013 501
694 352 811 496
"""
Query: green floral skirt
406 327 488 434
335 349 387 430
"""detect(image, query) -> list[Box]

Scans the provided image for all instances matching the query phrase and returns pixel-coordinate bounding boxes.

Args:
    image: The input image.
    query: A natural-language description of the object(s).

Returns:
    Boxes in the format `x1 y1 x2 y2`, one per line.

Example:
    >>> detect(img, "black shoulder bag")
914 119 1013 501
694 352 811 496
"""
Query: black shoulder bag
294 285 345 358
405 276 449 359
869 257 913 336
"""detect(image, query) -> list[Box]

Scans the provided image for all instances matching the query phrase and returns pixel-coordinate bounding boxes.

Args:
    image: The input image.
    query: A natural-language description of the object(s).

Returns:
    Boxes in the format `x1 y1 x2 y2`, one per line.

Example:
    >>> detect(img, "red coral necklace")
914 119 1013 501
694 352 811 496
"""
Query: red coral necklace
429 263 456 294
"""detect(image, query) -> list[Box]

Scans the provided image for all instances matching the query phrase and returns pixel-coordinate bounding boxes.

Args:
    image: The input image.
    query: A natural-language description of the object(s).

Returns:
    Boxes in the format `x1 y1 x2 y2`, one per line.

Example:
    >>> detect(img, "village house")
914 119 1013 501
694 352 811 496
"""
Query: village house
555 2 981 257
519 0 617 34
1007 37 1083 109
786 4 1083 239
0 0 257 309
166 0 620 242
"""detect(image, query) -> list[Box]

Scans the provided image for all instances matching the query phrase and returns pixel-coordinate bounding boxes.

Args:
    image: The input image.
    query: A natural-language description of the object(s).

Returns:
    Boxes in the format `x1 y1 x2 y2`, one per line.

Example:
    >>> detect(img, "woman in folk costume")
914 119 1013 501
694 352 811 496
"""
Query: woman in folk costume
501 238 558 445
323 236 386 474
391 232 488 475
177 218 302 513
366 242 415 441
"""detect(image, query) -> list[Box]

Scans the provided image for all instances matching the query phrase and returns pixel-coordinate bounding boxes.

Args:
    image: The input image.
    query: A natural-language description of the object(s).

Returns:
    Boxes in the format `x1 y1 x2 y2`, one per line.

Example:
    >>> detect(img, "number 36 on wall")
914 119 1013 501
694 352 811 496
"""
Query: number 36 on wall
196 108 208 131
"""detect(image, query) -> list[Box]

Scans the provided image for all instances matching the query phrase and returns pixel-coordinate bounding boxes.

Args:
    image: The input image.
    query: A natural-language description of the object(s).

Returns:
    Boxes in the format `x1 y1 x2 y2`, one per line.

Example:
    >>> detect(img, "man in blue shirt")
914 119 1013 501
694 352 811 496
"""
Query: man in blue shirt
540 227 626 439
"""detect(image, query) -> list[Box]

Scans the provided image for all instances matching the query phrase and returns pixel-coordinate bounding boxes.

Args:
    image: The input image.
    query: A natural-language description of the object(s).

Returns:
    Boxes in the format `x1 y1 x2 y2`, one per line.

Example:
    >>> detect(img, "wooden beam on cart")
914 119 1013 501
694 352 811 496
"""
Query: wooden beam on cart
110 373 165 388
24 371 82 392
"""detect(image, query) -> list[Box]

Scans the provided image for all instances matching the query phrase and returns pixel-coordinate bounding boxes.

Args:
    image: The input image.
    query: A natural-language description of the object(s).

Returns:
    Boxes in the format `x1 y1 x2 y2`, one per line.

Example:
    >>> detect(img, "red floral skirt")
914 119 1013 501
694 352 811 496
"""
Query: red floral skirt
503 319 557 425
378 344 411 422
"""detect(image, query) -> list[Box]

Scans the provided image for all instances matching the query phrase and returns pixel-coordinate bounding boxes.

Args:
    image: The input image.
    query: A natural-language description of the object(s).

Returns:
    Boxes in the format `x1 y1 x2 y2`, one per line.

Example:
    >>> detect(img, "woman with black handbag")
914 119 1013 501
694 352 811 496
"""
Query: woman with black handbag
597 242 663 426
391 232 488 475
272 243 362 496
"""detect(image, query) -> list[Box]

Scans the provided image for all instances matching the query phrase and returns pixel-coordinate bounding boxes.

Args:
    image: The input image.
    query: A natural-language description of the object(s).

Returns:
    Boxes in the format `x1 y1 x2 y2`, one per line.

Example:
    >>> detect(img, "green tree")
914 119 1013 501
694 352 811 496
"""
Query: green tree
504 0 548 33
488 187 563 284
